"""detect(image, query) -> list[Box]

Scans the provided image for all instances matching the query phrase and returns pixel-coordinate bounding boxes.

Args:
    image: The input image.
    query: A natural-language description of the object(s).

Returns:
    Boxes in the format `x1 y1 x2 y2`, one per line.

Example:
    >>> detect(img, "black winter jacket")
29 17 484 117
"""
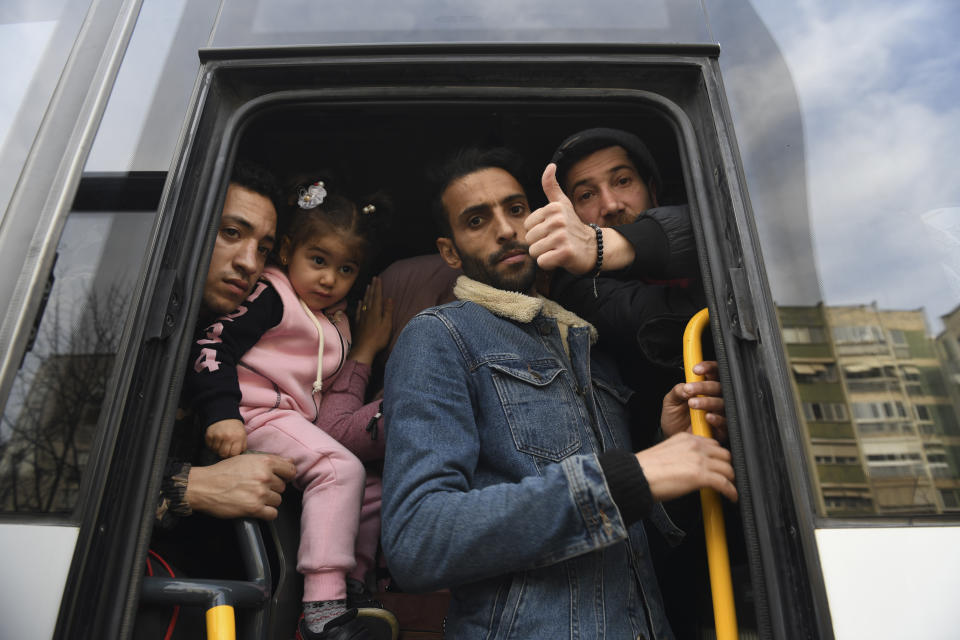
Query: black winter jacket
550 205 707 446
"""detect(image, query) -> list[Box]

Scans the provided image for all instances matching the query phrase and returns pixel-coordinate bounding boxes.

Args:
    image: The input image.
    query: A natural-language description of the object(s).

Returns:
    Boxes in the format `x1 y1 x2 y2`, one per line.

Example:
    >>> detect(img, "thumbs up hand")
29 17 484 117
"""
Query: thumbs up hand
524 163 598 275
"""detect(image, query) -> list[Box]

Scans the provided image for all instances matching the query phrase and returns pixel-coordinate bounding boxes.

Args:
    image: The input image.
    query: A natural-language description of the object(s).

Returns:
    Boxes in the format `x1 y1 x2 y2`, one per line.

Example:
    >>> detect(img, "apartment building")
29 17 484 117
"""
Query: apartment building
778 303 960 516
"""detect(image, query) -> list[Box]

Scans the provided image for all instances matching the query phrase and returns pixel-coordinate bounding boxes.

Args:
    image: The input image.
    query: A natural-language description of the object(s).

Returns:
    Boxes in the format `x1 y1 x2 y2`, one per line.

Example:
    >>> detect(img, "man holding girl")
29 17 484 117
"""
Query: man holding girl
151 162 399 640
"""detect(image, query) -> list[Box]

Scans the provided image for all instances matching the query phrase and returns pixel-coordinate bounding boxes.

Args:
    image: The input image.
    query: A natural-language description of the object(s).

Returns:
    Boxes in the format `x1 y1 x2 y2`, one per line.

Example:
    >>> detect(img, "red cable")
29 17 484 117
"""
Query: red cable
148 549 177 577
147 550 181 640
164 606 180 640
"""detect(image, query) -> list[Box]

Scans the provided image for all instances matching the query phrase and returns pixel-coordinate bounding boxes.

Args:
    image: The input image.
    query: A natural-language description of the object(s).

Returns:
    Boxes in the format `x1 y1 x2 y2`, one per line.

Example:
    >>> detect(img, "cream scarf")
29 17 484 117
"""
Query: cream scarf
453 275 597 355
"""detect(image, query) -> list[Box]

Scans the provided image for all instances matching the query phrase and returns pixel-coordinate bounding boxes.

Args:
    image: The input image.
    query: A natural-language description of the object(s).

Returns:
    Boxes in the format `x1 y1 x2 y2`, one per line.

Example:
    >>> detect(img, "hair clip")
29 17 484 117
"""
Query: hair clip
297 181 327 209
361 204 376 215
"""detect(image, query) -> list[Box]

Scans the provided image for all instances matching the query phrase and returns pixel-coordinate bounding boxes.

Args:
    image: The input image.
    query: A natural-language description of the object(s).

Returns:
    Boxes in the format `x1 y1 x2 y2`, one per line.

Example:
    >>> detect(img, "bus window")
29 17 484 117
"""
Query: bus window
0 0 217 519
712 0 960 522
0 180 158 515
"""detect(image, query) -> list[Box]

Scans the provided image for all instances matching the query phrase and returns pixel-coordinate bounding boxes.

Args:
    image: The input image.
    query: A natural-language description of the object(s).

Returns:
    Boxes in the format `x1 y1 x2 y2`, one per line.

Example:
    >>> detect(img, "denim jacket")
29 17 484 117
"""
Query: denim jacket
382 277 675 639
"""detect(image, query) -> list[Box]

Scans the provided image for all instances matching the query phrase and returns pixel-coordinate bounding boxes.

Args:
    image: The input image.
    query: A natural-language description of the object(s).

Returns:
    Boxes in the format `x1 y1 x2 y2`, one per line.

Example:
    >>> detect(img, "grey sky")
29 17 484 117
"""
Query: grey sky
749 0 960 332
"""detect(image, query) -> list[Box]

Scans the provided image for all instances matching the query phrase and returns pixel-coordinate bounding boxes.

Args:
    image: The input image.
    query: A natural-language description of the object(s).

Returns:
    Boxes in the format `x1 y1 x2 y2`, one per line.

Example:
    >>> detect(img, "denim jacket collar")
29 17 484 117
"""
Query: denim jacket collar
452 275 598 353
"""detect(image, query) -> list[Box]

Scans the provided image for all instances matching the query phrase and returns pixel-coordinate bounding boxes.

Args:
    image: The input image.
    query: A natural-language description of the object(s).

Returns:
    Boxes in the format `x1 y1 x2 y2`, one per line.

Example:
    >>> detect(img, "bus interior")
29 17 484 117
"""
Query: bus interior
140 96 759 638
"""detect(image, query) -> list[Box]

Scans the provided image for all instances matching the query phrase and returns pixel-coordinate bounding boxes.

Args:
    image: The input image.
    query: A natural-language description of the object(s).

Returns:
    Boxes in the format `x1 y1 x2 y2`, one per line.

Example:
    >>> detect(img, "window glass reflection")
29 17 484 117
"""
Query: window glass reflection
779 303 960 516
0 0 93 222
85 0 216 173
0 209 154 515
713 0 960 518
212 0 708 46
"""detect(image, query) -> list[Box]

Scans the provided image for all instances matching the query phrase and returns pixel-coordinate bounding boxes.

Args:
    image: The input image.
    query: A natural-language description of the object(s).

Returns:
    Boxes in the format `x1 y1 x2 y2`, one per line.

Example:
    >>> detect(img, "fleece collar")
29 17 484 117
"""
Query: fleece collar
453 276 597 350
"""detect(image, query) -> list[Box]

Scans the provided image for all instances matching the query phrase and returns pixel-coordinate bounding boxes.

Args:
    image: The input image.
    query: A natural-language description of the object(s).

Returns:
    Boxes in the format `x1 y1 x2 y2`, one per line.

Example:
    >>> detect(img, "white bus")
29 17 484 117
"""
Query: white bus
1 1 958 638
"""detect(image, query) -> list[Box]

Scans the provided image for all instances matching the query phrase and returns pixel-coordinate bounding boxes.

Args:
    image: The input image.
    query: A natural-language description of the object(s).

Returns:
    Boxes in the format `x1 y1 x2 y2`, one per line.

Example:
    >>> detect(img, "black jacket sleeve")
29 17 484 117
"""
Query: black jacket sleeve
554 273 703 368
614 204 701 280
598 449 653 526
183 281 284 428
550 204 705 369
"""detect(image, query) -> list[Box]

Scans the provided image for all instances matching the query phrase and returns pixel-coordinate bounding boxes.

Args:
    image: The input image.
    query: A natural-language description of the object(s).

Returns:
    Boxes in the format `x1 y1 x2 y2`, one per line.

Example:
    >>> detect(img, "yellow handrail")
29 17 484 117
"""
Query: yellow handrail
682 308 738 640
206 604 236 640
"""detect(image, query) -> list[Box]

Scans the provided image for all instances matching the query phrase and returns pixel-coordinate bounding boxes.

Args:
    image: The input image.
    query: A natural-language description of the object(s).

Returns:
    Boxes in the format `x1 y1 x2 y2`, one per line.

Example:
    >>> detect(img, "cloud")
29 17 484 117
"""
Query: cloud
773 3 930 112
750 0 960 330
810 98 959 221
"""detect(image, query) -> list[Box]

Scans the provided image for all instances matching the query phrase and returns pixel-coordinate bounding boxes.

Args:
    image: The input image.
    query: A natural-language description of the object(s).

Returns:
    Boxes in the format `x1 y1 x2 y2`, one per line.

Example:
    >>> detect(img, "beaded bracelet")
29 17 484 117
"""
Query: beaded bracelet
589 223 603 297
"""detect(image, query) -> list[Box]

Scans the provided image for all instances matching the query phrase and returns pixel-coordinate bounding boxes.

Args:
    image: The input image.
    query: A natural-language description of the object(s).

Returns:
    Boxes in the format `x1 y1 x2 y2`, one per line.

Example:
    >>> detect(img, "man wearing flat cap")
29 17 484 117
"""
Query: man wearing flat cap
526 128 710 439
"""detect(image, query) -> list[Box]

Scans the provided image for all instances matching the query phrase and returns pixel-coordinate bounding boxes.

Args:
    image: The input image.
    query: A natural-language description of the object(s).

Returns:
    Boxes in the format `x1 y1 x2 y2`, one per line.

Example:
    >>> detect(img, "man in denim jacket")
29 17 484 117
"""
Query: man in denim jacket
381 148 736 639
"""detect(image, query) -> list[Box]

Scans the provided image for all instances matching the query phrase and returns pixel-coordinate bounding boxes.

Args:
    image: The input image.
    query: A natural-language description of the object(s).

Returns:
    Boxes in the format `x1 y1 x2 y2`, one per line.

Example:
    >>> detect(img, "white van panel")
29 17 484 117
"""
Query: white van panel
816 526 960 639
0 524 79 639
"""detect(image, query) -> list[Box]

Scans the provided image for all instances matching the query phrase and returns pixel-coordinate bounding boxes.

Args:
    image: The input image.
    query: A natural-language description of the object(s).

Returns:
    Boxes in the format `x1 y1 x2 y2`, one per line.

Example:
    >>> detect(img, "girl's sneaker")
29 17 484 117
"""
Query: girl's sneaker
295 609 372 640
295 607 399 640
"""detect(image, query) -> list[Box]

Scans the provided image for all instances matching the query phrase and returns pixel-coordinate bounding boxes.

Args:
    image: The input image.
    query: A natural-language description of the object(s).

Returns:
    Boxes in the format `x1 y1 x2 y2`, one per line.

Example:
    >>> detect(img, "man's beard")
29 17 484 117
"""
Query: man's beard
456 241 538 294
607 210 640 227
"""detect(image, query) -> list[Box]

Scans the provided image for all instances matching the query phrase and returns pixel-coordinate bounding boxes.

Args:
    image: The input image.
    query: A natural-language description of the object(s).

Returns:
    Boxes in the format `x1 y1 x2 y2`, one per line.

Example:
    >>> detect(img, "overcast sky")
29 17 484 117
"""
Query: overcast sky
749 0 960 332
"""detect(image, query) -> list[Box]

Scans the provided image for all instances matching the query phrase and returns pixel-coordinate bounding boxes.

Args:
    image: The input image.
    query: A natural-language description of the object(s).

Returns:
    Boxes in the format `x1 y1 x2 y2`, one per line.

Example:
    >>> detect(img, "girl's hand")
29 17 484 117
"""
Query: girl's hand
206 418 248 458
660 361 727 442
349 277 394 365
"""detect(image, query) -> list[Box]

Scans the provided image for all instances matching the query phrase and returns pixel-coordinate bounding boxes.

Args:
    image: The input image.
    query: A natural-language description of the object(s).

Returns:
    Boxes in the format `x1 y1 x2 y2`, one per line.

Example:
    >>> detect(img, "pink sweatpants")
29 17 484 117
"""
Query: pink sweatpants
245 409 382 602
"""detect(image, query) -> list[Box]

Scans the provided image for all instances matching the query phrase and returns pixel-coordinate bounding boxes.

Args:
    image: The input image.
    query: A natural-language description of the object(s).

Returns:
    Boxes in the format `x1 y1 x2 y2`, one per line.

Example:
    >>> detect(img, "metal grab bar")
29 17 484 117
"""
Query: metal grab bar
682 308 738 640
140 519 272 640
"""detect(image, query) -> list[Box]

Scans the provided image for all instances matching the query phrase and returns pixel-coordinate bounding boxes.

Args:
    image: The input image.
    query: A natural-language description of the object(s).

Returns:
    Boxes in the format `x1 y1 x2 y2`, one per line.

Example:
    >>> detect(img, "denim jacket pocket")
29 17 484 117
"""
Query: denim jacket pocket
489 358 583 462
592 375 635 451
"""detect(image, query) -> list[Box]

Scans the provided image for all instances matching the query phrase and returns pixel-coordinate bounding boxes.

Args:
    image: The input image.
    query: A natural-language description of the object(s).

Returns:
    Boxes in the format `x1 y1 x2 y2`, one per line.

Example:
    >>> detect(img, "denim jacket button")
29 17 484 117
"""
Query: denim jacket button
539 324 551 335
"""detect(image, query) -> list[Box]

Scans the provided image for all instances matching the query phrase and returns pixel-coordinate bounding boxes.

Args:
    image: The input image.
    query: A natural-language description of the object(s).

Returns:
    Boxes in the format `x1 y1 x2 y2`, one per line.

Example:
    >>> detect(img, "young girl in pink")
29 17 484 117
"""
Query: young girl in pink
186 181 397 640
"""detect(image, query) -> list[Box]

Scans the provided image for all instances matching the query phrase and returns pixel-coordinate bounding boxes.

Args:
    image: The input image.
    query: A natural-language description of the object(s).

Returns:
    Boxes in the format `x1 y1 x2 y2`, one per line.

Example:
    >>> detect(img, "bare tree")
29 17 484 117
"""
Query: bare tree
0 285 129 513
